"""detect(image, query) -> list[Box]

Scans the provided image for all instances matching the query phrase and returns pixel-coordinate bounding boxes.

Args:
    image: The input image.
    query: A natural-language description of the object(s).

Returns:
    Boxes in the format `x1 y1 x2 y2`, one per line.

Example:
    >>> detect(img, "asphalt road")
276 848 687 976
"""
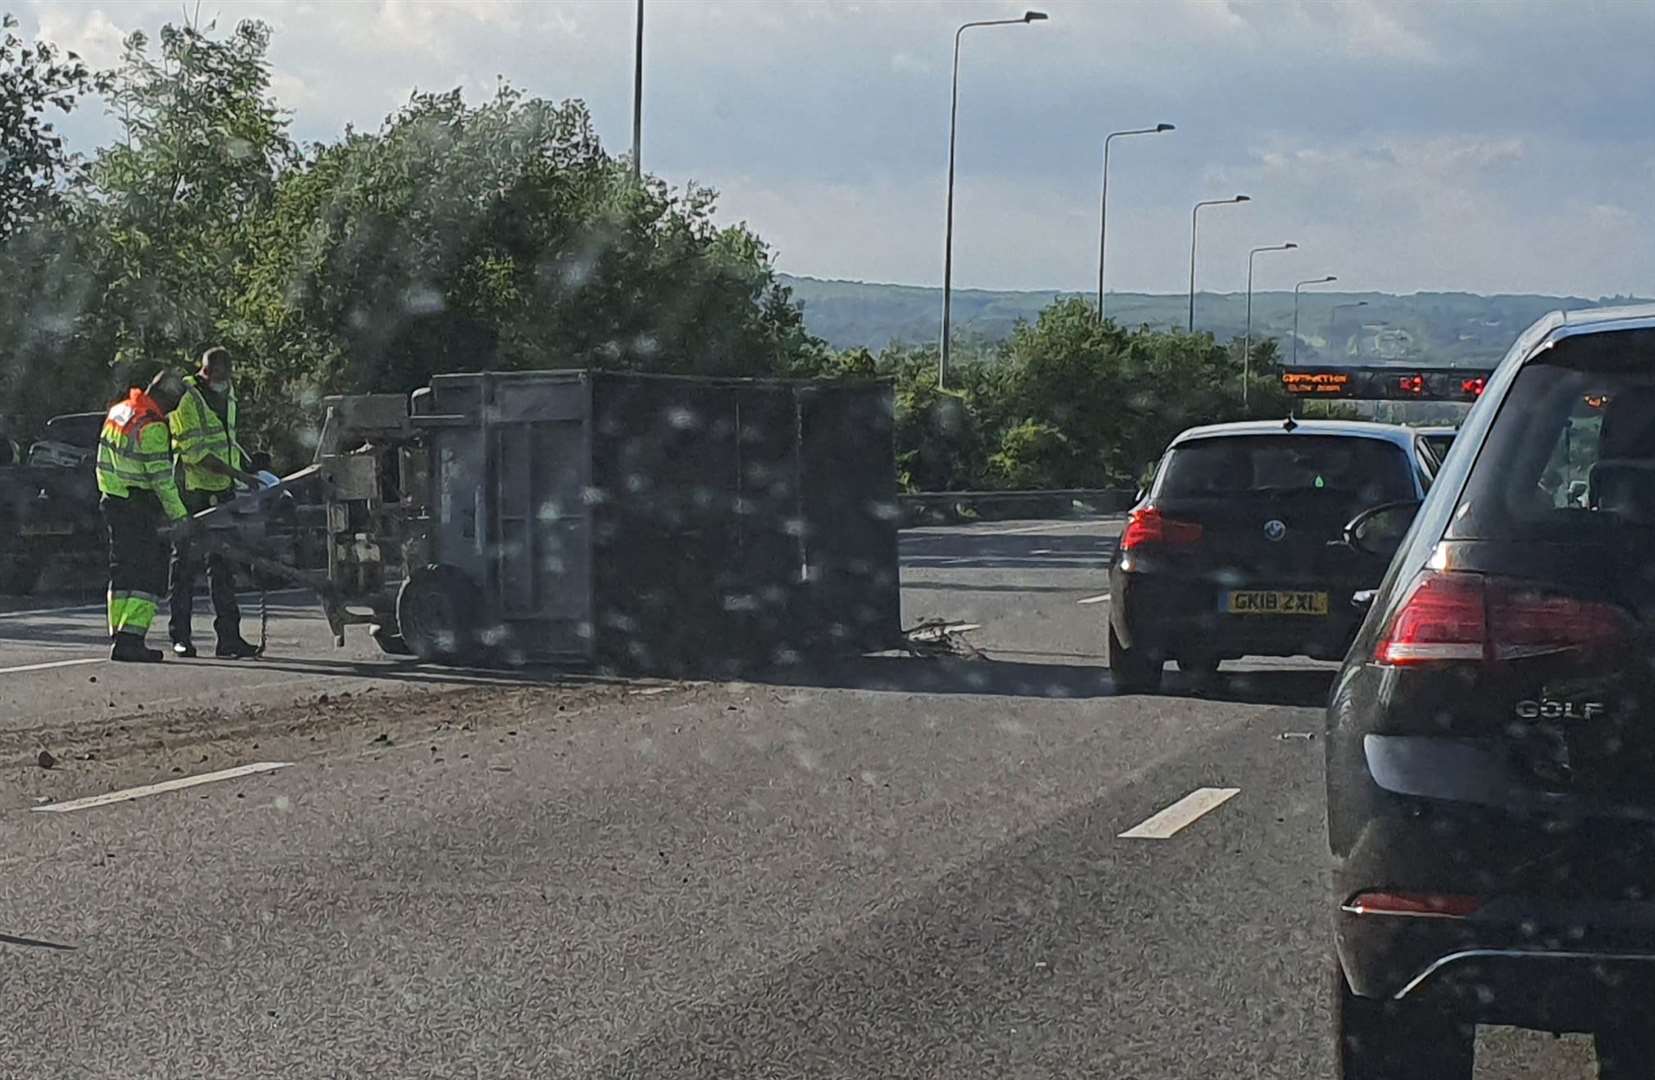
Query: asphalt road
0 517 1596 1077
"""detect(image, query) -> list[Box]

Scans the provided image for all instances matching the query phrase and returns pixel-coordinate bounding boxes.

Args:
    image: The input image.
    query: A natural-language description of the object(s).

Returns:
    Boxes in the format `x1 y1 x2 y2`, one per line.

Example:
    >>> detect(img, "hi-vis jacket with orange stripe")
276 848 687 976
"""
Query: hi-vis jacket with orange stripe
96 390 187 521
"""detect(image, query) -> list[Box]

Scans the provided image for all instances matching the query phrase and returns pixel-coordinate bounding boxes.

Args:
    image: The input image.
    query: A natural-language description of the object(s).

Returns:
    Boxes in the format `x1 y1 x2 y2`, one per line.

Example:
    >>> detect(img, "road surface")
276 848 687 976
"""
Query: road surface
0 518 1595 1077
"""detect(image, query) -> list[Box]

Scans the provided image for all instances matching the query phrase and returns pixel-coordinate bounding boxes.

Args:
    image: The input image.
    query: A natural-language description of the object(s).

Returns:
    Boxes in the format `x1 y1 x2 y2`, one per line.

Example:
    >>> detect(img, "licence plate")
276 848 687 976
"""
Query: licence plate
1224 590 1329 616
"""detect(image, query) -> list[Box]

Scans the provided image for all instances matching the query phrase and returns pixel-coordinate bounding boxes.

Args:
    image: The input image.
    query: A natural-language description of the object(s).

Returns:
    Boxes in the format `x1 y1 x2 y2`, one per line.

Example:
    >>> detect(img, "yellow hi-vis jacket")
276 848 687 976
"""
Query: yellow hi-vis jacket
96 389 187 521
169 373 240 493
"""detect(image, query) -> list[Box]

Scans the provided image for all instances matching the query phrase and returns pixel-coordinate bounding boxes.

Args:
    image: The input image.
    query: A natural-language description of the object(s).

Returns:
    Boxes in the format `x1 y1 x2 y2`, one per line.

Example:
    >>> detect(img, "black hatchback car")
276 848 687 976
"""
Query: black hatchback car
1329 305 1655 1077
1108 419 1435 692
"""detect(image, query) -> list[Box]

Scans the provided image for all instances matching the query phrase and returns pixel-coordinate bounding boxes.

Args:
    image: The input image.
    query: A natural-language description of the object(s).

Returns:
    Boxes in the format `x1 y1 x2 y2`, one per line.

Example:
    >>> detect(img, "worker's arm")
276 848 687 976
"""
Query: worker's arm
138 420 188 521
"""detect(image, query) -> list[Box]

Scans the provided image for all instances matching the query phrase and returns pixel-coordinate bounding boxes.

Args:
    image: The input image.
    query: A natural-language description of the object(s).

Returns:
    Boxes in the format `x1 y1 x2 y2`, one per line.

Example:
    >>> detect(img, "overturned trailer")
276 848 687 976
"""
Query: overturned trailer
204 371 901 672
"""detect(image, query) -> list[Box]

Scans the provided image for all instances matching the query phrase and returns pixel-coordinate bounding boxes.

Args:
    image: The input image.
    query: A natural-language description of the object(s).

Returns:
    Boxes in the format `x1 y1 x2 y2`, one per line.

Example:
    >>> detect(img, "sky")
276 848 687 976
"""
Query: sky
19 0 1655 298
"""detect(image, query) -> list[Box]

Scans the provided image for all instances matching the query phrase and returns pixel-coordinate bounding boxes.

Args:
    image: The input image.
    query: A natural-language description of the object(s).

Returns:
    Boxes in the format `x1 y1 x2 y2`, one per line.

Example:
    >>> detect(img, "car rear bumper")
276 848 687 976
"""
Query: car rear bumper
1337 907 1655 1031
1329 667 1655 1029
1112 565 1364 660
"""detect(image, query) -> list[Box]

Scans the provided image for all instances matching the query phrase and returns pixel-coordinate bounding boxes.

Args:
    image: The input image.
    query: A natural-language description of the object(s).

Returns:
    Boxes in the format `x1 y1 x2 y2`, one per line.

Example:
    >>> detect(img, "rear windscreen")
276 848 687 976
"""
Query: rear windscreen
1156 435 1415 503
1447 329 1655 542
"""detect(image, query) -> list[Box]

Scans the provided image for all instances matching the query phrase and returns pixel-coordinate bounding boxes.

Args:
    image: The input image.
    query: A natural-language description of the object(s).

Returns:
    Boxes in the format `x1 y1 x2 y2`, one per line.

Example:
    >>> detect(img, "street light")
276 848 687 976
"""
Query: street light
939 10 1048 389
1097 122 1175 323
1188 195 1250 332
631 0 644 179
1243 242 1296 409
1329 301 1369 358
1292 275 1337 366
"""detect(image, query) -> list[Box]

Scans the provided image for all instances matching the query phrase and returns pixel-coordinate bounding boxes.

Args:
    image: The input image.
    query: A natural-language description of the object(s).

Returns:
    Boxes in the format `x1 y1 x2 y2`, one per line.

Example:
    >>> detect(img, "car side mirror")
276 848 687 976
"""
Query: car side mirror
1342 500 1422 560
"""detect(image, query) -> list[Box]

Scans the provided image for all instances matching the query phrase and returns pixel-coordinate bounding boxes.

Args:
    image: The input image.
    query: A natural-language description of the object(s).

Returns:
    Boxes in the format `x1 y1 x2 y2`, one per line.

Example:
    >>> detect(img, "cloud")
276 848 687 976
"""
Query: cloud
17 0 1655 296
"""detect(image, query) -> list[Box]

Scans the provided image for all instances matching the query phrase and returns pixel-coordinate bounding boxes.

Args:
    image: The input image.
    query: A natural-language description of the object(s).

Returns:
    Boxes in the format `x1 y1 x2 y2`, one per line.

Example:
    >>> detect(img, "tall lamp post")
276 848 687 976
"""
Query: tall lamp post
1188 194 1250 332
1329 300 1369 358
1097 122 1174 323
1243 242 1296 408
939 10 1048 389
631 0 644 179
1292 275 1337 366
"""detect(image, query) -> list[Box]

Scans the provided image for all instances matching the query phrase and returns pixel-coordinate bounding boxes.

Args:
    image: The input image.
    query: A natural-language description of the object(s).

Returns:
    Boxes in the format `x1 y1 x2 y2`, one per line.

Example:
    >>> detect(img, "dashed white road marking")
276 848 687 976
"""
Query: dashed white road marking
31 761 293 813
0 602 103 620
0 588 307 621
1119 787 1240 839
1076 593 1110 605
0 657 104 675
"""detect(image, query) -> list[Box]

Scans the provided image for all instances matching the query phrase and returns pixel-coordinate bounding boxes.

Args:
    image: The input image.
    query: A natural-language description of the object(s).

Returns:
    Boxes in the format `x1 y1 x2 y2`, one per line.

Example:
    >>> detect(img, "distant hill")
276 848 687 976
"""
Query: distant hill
779 274 1646 368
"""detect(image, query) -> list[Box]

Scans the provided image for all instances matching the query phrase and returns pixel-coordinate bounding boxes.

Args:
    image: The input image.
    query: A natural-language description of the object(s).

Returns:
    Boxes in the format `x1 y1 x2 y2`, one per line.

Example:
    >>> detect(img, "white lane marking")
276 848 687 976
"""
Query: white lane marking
0 602 102 620
0 657 104 675
1119 787 1240 839
0 588 308 621
31 761 293 813
1076 593 1110 605
976 520 1114 537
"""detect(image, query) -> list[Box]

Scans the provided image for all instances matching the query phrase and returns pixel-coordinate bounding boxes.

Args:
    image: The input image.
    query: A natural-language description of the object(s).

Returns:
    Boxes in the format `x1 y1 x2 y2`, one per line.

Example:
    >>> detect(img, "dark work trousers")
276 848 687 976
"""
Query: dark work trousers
101 493 169 641
167 488 241 645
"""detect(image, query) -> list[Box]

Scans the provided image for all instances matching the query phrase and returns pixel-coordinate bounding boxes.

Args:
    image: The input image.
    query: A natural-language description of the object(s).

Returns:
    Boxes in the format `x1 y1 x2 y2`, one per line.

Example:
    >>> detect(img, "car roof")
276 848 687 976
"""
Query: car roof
1413 426 1458 436
1169 418 1424 453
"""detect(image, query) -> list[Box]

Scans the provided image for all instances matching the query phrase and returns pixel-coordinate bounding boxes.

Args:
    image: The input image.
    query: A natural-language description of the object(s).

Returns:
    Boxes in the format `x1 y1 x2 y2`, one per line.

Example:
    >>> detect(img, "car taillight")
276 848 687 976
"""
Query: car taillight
1344 891 1482 919
1121 507 1203 551
1375 571 1633 666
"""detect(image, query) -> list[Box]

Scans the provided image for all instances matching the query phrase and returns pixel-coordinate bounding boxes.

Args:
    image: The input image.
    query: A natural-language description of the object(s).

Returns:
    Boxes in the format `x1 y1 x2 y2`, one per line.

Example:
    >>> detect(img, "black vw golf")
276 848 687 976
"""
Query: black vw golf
1108 418 1433 692
1329 304 1655 1077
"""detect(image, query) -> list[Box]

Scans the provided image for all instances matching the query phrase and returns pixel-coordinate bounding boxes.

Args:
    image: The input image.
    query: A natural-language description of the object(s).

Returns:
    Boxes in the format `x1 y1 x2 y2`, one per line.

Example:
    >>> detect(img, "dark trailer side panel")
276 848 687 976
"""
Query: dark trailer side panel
415 370 900 673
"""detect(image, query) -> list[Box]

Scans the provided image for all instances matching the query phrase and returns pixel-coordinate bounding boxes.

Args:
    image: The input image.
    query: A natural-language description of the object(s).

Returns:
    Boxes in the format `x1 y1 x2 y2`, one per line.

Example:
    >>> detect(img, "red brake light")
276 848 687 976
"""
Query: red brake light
1121 507 1203 551
1488 585 1634 661
1398 374 1425 396
1460 377 1486 398
1345 891 1482 919
1375 571 1633 666
1375 572 1485 665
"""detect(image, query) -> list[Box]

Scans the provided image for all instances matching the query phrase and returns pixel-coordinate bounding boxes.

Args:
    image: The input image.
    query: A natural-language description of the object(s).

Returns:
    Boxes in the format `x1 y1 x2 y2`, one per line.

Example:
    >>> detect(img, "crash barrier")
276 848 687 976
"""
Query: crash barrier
898 488 1137 526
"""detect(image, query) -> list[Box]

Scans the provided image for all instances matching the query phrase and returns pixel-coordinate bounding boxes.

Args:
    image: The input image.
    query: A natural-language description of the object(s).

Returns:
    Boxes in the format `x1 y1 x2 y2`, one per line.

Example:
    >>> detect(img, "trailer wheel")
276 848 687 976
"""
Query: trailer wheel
369 620 414 657
396 565 479 663
0 553 43 595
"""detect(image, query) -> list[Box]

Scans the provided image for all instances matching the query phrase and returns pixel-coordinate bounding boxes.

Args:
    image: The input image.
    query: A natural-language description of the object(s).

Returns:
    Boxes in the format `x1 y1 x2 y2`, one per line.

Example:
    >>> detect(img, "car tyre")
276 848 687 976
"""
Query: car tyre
1108 622 1162 693
1335 963 1472 1080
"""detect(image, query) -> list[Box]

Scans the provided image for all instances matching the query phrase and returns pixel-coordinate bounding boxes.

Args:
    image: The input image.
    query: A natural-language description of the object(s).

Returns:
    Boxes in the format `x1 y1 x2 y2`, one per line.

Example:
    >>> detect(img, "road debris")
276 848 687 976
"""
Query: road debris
1278 731 1316 741
36 749 56 770
901 618 988 660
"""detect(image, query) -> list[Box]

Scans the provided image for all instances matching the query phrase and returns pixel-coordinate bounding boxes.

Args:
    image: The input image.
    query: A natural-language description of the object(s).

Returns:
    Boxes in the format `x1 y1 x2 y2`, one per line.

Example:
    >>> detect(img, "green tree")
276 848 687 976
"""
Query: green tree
232 84 824 454
0 13 109 436
0 12 103 240
87 18 294 373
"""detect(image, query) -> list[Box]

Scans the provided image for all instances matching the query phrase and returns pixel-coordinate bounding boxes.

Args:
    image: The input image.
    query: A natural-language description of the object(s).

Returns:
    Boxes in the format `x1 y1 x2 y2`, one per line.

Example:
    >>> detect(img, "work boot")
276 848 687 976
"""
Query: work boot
111 636 164 663
215 636 260 660
172 640 197 659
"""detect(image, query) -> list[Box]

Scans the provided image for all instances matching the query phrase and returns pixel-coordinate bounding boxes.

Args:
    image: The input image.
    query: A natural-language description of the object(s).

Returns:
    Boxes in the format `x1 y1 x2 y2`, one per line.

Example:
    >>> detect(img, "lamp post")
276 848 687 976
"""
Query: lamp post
1243 242 1296 409
1292 275 1337 366
1188 195 1250 332
1097 122 1174 323
939 10 1048 389
1329 300 1369 358
631 0 643 179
